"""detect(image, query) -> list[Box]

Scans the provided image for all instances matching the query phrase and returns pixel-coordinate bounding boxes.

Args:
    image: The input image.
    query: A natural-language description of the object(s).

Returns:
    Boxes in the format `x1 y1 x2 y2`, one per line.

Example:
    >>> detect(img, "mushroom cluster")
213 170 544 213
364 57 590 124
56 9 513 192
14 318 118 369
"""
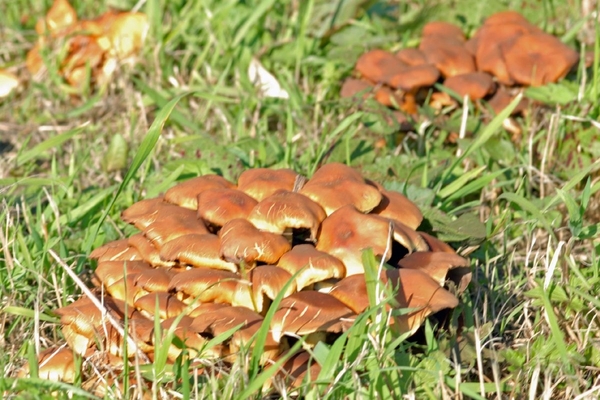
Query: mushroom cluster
26 0 148 91
28 163 470 392
342 11 579 120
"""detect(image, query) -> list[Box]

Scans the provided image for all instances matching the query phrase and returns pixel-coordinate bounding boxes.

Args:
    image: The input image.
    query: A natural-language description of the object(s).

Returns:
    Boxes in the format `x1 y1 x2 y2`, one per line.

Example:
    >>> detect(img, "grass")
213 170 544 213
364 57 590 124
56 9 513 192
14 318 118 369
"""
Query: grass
1 0 600 398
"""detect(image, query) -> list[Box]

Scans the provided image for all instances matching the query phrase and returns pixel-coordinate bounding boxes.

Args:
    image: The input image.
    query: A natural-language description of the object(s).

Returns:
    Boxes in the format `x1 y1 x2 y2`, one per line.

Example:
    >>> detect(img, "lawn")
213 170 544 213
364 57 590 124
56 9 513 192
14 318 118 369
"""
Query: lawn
1 0 600 398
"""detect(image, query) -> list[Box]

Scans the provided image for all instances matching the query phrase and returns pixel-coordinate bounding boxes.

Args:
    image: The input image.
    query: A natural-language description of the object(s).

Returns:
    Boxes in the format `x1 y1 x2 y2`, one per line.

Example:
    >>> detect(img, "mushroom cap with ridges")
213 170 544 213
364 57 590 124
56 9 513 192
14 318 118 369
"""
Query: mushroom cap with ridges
443 71 496 100
159 233 238 272
89 238 142 262
128 233 175 267
134 292 187 320
248 190 327 240
370 188 424 230
94 260 153 287
316 205 392 276
143 208 208 247
231 265 296 313
237 168 300 201
270 291 356 343
169 268 240 304
219 218 291 265
501 33 579 86
391 219 429 253
397 251 470 286
132 268 174 293
164 174 235 209
121 197 173 230
299 163 382 215
277 244 345 291
197 188 258 227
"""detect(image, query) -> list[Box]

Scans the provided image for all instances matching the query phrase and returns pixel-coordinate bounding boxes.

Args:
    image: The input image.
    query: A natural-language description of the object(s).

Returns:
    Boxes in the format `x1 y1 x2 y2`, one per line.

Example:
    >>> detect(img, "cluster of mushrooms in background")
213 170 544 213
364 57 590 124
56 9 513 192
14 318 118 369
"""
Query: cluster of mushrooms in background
0 0 148 97
342 11 581 135
21 164 471 394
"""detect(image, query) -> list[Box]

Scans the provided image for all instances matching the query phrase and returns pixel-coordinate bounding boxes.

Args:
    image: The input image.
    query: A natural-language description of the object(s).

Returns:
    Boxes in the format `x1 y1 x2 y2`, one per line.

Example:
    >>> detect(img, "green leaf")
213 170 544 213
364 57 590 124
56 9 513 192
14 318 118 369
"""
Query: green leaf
16 125 85 165
103 133 129 172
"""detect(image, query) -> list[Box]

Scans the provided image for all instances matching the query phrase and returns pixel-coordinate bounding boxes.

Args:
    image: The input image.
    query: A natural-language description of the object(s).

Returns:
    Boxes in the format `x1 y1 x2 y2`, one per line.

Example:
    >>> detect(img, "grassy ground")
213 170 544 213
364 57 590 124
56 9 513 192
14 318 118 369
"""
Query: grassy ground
1 0 600 398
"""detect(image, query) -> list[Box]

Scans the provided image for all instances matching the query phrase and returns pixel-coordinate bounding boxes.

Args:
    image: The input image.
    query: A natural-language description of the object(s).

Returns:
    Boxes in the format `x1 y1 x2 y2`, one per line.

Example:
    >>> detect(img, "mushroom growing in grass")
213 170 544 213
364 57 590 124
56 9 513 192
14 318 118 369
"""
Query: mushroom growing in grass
237 168 300 201
231 265 296 313
197 188 258 228
164 174 235 209
277 244 346 291
159 233 238 272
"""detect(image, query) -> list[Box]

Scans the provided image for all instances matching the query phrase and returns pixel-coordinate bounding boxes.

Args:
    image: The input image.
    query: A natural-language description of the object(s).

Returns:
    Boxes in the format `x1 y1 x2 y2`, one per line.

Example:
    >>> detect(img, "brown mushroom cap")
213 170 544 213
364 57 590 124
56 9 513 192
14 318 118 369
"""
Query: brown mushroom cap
219 218 291 265
486 87 528 115
20 347 77 382
237 168 300 201
197 188 258 227
340 78 403 108
278 351 321 388
169 268 240 304
501 33 579 86
387 64 441 92
159 233 238 272
316 204 392 276
277 244 346 291
419 36 475 77
134 292 187 320
355 49 406 84
231 265 296 313
370 188 424 230
94 260 153 287
143 208 208 248
121 197 172 230
483 10 531 26
164 174 235 209
397 251 470 286
340 78 373 99
443 71 496 100
299 163 382 215
89 238 142 262
248 190 327 240
128 233 175 267
395 48 429 66
270 291 356 343
422 21 465 42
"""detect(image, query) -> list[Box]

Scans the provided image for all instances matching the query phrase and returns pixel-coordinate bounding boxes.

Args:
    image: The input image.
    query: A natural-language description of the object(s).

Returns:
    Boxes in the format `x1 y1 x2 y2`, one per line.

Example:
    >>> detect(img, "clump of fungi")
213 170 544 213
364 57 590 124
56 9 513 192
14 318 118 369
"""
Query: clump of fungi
342 11 581 135
21 163 471 395
26 0 148 92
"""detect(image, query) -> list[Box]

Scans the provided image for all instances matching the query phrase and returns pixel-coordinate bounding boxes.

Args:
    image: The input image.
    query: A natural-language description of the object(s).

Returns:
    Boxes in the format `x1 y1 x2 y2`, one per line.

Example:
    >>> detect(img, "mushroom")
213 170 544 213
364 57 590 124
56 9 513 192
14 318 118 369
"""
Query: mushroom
18 347 77 382
340 78 404 108
89 238 142 262
128 233 175 267
395 48 428 67
386 64 440 93
355 49 406 84
277 244 346 291
270 291 356 344
164 174 235 209
422 21 466 42
134 292 187 320
143 208 209 248
169 269 241 305
419 36 476 77
159 233 238 272
316 205 392 276
121 197 175 230
93 259 153 287
443 71 496 100
231 265 296 313
237 168 301 201
219 218 291 265
247 190 327 240
397 251 470 286
197 188 258 228
369 187 424 230
501 33 579 86
299 163 382 215
276 351 321 388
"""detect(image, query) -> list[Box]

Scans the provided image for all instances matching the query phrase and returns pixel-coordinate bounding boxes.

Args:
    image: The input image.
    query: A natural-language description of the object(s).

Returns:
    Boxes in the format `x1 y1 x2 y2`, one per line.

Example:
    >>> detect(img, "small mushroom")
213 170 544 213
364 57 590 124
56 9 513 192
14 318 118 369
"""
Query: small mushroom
128 233 175 267
93 260 153 287
164 175 235 209
270 291 356 344
237 168 300 201
89 238 142 262
134 292 187 320
443 71 496 100
219 218 291 265
397 251 470 286
422 21 466 42
143 208 209 248
395 48 429 66
355 49 406 84
369 187 424 230
19 347 77 382
159 233 238 272
197 188 258 228
277 244 346 291
169 269 241 304
248 190 327 240
231 265 296 313
299 163 382 215
419 36 475 77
